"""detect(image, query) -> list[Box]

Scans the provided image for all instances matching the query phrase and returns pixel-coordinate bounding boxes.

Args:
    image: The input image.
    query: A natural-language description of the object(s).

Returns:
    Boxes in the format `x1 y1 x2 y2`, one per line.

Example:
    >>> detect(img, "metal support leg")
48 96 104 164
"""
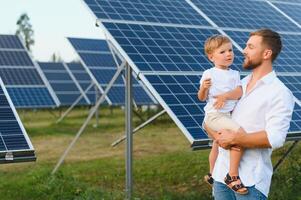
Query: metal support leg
273 141 299 172
111 109 166 147
94 85 100 128
125 63 133 200
56 83 95 123
51 61 126 175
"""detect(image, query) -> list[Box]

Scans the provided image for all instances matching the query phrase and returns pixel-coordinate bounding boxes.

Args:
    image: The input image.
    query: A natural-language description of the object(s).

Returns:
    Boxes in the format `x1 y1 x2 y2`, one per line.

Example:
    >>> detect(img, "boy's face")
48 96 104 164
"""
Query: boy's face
208 42 234 69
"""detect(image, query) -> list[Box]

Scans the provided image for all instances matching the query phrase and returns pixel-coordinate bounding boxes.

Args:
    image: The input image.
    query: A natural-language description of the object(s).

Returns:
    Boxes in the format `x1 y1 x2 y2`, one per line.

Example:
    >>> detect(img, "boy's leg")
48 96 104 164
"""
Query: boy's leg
209 140 219 173
229 148 243 176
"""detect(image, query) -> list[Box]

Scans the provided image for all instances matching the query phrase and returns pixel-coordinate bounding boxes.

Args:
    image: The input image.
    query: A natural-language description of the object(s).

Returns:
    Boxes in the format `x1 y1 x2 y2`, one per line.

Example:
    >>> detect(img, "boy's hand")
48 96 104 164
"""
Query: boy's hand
201 78 211 89
213 94 227 109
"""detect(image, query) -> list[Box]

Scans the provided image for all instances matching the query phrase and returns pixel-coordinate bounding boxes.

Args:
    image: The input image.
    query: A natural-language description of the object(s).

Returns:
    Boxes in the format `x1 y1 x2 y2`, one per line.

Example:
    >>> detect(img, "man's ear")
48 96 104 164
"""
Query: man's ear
263 49 272 60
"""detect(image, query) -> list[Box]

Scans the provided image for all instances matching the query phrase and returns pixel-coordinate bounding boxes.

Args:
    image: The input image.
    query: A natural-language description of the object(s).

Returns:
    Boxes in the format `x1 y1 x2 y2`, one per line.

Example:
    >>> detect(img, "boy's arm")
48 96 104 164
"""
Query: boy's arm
213 86 242 109
198 78 211 101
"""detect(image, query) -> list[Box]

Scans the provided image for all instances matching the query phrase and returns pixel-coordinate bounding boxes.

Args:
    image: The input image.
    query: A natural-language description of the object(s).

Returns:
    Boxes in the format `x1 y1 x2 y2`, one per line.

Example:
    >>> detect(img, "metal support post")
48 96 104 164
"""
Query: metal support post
273 141 299 172
125 63 133 200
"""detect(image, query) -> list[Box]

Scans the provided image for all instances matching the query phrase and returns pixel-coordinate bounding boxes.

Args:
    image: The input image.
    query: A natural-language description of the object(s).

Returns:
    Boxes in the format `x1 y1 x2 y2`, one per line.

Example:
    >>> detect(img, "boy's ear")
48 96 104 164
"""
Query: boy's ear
207 54 214 62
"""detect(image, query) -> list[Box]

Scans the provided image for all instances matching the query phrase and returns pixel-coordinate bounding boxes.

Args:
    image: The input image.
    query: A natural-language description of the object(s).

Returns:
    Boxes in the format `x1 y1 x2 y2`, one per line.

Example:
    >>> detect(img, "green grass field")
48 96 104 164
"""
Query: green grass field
0 107 300 200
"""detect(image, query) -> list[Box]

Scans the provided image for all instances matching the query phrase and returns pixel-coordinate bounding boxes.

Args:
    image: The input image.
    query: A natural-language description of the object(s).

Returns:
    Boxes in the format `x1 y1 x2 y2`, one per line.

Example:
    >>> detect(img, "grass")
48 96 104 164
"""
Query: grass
0 106 300 199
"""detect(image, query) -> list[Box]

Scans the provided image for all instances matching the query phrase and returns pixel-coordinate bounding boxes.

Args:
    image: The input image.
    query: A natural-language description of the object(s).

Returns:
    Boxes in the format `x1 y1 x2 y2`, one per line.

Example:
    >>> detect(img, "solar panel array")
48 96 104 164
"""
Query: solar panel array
68 37 156 105
0 78 35 163
39 62 91 106
0 35 59 108
83 0 301 148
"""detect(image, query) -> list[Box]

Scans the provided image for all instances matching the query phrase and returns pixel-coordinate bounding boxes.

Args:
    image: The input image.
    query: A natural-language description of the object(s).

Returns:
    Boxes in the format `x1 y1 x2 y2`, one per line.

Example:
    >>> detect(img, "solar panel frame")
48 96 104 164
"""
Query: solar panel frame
0 78 35 163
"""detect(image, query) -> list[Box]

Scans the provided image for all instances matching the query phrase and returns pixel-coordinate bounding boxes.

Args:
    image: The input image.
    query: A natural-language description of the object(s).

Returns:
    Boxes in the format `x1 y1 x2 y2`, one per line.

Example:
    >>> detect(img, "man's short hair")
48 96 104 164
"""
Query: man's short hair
204 35 231 56
250 28 282 62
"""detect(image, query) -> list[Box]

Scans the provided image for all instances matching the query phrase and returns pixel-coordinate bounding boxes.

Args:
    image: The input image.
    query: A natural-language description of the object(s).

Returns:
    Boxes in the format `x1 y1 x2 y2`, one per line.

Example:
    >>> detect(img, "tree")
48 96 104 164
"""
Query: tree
16 13 34 51
50 52 63 62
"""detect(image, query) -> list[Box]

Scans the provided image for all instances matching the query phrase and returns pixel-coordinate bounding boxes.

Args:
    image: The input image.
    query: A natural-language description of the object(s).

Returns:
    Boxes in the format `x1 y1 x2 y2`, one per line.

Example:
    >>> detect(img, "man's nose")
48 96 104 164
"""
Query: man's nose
243 47 247 56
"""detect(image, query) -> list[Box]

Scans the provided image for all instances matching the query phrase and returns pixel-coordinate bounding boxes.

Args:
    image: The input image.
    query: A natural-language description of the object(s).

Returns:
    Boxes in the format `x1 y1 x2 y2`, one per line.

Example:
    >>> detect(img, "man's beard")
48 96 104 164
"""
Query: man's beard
243 57 262 70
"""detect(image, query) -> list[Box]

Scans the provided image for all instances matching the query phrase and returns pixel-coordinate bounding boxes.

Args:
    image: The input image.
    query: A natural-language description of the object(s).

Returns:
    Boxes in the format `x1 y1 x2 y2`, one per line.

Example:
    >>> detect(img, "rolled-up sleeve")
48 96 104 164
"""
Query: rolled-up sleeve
265 89 295 150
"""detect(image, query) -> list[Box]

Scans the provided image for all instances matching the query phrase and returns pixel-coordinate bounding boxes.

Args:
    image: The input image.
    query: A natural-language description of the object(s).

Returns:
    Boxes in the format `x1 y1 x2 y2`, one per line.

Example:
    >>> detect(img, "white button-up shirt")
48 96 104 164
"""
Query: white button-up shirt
212 71 295 197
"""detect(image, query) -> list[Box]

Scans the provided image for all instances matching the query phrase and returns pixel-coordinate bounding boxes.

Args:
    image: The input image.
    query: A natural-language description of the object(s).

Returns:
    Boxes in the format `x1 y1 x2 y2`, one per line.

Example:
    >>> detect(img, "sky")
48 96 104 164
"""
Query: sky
0 0 105 62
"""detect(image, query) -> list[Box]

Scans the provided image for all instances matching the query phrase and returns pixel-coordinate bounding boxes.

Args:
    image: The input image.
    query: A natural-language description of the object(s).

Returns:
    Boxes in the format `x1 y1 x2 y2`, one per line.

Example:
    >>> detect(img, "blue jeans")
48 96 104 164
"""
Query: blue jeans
213 181 267 200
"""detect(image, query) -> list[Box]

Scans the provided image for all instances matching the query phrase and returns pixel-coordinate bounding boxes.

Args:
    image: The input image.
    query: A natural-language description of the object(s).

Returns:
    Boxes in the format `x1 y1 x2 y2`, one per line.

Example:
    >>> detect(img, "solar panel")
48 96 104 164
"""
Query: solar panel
0 78 35 163
287 102 301 140
83 0 211 26
0 35 59 108
39 62 90 106
143 74 207 146
83 0 301 148
102 23 243 72
68 37 156 105
65 62 98 104
278 75 301 100
192 0 300 32
272 2 301 25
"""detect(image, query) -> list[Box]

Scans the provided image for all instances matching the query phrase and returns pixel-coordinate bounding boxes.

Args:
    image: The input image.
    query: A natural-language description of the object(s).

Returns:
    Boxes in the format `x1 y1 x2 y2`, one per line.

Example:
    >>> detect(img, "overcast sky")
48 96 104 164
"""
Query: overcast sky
0 0 105 62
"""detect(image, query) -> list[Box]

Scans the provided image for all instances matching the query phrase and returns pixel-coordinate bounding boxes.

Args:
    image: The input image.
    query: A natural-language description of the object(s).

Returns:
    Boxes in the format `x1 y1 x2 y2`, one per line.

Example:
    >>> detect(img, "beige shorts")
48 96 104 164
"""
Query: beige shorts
204 112 240 132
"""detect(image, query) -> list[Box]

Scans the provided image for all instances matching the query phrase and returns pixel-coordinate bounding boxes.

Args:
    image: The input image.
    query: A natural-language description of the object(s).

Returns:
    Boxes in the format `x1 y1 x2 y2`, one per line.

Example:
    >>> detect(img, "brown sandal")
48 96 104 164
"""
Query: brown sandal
224 173 248 195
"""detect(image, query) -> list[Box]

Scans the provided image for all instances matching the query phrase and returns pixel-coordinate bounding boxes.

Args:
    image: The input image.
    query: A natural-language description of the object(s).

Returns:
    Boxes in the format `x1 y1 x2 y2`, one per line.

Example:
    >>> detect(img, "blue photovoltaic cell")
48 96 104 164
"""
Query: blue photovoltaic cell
0 35 57 108
225 30 301 73
273 2 301 25
0 51 34 66
0 35 24 49
68 37 155 105
0 78 35 163
103 22 243 72
65 38 110 52
192 0 300 32
278 75 301 100
39 62 89 106
289 103 301 137
0 68 43 85
6 88 56 108
84 0 211 26
144 74 208 144
66 62 98 104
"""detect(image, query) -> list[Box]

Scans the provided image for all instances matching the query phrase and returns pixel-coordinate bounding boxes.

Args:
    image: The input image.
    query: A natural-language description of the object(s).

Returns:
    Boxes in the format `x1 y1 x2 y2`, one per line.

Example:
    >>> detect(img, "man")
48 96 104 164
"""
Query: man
205 28 295 200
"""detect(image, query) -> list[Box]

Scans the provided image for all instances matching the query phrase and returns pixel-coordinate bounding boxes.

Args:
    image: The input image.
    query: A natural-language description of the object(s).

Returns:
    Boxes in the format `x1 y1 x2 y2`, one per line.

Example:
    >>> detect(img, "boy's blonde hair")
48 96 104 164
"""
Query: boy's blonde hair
204 35 231 56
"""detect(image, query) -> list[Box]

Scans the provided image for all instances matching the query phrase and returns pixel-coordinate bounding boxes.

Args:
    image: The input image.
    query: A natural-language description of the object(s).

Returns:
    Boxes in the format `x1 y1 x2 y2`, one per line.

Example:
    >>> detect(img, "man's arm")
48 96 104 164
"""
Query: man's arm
217 128 272 149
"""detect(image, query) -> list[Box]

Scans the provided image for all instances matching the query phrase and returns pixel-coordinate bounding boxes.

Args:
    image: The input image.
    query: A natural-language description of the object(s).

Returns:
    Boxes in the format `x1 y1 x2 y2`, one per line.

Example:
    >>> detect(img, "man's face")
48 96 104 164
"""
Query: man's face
243 35 265 70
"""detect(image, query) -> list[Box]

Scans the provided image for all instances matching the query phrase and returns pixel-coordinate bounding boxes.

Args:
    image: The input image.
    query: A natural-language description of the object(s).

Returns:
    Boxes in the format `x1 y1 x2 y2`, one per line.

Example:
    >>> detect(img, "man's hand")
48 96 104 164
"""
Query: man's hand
201 78 211 89
213 94 227 109
216 129 236 149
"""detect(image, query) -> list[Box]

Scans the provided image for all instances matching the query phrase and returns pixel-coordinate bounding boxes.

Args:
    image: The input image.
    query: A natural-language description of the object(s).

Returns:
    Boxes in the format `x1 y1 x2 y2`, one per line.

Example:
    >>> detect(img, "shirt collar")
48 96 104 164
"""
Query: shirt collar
243 70 276 85
260 71 276 84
